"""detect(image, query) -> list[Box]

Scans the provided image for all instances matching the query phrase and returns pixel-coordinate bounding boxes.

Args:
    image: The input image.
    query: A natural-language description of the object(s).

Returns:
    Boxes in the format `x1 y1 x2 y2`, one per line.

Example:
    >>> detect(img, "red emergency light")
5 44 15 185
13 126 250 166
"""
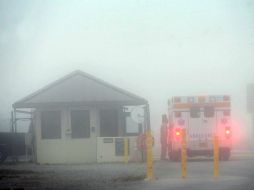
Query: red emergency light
176 131 181 136
174 128 182 141
225 127 231 138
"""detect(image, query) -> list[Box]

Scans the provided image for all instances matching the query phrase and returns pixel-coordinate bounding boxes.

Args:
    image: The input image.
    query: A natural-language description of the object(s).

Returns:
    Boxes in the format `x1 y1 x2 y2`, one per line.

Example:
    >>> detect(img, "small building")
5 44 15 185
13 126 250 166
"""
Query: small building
13 70 148 164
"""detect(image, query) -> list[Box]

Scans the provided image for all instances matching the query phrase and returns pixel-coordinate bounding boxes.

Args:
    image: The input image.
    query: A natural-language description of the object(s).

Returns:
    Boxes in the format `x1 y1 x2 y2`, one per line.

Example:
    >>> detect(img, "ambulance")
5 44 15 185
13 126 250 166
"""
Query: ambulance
168 95 232 161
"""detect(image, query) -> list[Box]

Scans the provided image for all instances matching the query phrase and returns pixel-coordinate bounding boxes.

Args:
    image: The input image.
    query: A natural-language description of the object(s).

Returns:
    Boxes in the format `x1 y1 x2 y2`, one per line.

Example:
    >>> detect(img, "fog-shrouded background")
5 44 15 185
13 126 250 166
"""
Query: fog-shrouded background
1 0 254 149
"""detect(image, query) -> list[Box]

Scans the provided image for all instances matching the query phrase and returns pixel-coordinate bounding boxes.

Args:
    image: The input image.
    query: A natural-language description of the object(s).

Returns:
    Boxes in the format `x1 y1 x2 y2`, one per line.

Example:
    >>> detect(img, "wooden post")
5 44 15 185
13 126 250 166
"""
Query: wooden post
181 129 187 178
146 129 154 180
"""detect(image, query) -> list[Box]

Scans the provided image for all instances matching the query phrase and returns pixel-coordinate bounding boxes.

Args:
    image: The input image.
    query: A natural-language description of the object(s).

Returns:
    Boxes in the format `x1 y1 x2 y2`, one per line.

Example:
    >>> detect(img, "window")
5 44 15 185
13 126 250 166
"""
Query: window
71 110 90 138
125 116 139 135
204 106 215 117
100 109 118 137
41 111 61 139
174 97 181 103
190 107 200 118
187 97 195 103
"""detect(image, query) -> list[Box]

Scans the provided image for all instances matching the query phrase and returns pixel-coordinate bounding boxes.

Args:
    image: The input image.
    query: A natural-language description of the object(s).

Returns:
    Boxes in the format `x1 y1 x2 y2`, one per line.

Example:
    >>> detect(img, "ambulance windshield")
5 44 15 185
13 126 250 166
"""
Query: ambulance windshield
204 106 215 118
190 107 201 118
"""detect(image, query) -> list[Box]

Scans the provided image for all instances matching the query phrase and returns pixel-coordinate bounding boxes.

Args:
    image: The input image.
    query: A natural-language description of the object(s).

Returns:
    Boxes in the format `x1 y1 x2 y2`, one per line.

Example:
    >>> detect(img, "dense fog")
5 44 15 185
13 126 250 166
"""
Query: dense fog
0 1 253 149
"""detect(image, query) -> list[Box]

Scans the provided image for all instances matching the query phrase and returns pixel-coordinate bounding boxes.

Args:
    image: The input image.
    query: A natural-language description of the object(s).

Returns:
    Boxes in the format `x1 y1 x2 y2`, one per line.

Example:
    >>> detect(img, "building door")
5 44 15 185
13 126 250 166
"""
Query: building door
65 109 97 163
100 109 118 137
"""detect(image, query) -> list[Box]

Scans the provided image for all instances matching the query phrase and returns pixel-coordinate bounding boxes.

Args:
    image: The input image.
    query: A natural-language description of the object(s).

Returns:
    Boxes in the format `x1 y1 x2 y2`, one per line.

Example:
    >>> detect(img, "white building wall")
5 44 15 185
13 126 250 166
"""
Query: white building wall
35 106 97 164
34 106 141 164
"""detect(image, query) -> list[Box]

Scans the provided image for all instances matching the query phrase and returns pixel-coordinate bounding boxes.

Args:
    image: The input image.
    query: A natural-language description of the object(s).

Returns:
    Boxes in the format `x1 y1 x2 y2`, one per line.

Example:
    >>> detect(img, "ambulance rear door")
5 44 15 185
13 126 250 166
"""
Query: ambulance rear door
187 106 203 150
202 105 216 149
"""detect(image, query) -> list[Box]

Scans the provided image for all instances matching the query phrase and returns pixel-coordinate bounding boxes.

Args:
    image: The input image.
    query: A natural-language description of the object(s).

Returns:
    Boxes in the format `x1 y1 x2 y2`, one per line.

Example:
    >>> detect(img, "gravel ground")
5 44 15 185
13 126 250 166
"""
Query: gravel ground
0 162 147 190
1 153 254 190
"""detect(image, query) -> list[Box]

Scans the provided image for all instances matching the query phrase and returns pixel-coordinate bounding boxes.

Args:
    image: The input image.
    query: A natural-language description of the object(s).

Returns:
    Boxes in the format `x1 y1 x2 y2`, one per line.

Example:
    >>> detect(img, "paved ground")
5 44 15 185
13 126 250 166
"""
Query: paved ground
0 151 254 190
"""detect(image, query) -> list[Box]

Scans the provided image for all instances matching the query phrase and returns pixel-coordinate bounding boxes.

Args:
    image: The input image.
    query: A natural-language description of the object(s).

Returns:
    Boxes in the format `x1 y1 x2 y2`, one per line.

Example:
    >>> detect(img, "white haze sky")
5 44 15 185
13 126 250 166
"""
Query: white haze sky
0 0 254 139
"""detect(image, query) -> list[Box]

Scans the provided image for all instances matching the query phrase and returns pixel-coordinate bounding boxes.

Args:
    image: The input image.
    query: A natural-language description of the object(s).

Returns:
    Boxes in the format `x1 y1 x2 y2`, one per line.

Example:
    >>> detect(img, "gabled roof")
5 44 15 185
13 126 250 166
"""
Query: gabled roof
13 70 147 108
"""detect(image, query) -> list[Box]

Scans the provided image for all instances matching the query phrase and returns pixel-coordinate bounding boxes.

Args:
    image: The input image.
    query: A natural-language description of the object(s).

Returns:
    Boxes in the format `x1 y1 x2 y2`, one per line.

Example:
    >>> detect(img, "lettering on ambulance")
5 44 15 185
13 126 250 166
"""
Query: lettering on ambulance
189 133 212 138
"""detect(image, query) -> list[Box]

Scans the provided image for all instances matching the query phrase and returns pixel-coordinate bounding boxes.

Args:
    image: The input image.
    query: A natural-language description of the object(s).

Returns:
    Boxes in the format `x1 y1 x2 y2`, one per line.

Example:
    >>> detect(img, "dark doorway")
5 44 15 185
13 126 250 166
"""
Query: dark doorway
100 109 118 137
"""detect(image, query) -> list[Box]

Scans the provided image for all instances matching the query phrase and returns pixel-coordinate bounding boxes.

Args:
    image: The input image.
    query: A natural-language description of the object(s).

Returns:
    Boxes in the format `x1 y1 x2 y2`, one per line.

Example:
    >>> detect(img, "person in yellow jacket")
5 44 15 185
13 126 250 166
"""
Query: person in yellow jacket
160 114 168 160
